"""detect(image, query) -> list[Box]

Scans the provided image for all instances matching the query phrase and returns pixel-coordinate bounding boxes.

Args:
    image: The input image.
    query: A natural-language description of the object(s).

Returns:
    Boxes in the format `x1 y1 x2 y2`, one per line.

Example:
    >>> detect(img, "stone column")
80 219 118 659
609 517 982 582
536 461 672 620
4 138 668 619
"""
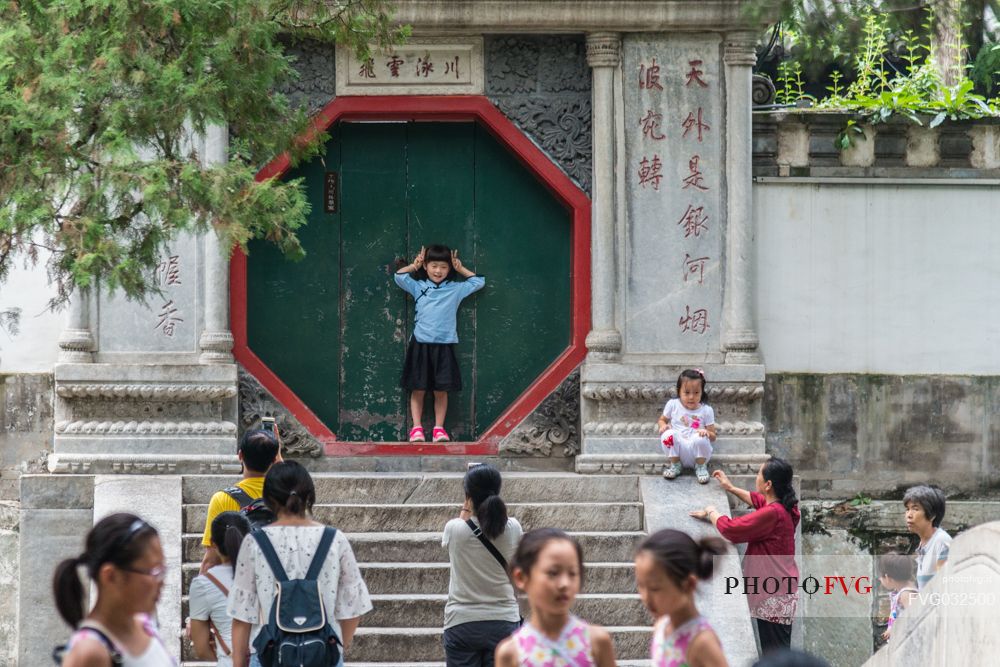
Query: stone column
722 32 760 364
585 33 622 361
57 289 94 362
199 123 235 364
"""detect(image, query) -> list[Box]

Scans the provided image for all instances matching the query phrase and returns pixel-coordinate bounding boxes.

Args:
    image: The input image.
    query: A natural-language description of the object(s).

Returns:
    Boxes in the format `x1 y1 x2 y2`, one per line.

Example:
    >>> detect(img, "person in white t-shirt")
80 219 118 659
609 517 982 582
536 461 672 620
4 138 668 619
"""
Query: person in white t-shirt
903 485 952 590
442 463 523 667
188 511 250 666
656 369 717 484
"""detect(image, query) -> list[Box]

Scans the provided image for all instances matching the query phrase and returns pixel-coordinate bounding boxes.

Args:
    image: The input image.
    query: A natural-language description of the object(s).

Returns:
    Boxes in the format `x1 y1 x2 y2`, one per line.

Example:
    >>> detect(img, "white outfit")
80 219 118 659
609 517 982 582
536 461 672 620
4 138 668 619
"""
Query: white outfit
660 398 715 467
227 525 373 646
189 565 236 666
915 527 952 590
71 616 175 667
442 516 523 628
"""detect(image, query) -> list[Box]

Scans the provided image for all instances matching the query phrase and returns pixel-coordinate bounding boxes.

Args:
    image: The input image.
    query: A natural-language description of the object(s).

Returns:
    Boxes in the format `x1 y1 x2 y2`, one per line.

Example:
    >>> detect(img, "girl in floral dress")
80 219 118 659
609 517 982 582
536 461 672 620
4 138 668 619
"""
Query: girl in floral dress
634 529 728 667
494 528 616 667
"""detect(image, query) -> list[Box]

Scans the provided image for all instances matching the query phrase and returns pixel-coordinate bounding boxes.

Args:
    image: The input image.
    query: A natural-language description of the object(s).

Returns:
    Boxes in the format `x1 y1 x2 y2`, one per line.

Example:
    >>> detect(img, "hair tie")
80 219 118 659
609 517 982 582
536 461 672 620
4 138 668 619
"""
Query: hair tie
289 490 298 497
694 367 705 378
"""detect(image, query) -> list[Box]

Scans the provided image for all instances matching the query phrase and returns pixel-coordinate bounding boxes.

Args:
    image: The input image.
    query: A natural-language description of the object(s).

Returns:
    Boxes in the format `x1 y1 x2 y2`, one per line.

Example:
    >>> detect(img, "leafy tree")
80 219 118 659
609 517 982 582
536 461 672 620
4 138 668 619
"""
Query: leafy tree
1 0 407 307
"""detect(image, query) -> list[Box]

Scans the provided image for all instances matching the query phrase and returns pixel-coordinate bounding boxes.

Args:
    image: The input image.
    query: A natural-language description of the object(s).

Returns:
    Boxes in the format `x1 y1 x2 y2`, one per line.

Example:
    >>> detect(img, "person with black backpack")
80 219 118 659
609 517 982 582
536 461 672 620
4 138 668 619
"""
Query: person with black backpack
227 461 372 667
200 429 281 574
442 463 523 667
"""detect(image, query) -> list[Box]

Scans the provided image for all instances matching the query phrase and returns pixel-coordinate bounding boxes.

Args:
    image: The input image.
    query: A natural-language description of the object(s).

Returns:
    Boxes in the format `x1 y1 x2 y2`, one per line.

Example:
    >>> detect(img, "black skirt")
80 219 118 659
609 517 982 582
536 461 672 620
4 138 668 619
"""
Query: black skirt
400 339 463 391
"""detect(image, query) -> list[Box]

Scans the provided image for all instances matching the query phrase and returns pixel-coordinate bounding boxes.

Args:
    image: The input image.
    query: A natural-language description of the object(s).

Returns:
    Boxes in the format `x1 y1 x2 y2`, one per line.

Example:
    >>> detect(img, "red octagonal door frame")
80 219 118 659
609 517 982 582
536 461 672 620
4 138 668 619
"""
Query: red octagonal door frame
231 95 591 456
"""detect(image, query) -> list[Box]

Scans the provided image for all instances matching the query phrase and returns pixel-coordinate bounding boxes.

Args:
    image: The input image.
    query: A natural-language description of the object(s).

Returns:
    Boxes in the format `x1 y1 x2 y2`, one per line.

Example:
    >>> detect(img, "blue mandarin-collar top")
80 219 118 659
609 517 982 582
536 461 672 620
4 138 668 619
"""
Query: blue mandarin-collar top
393 272 486 344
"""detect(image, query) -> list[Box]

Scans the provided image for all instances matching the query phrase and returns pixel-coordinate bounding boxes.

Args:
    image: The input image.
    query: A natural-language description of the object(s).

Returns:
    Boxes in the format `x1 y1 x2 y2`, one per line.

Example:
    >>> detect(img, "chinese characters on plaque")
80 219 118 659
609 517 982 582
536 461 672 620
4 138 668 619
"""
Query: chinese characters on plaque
154 255 184 337
336 40 484 96
624 36 723 354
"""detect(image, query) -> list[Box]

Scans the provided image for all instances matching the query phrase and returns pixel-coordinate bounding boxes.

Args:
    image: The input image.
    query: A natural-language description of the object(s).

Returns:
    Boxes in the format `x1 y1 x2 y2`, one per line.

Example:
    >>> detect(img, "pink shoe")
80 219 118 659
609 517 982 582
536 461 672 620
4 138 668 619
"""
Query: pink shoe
432 427 450 443
408 426 425 442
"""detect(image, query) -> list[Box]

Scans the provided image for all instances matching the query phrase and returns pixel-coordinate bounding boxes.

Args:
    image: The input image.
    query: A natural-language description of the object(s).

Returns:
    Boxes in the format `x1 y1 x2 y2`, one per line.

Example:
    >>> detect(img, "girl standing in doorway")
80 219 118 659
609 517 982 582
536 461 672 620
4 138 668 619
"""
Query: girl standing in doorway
395 244 485 442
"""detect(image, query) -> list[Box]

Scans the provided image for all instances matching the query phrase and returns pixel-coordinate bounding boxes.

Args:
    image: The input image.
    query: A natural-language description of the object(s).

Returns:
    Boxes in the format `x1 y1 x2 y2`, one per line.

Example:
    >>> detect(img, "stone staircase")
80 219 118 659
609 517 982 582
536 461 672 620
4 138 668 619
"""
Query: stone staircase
179 472 652 665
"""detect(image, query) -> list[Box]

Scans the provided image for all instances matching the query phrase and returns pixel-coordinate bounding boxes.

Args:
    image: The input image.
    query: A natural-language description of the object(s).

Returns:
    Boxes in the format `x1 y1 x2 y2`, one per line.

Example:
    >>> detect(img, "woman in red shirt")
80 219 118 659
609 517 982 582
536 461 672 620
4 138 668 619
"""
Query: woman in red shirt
690 458 799 656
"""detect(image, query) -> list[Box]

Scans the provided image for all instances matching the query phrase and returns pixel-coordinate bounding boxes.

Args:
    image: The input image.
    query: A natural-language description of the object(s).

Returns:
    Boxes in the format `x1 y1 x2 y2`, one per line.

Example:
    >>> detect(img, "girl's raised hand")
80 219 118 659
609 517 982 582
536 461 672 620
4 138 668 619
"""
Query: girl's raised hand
450 249 464 272
413 246 425 269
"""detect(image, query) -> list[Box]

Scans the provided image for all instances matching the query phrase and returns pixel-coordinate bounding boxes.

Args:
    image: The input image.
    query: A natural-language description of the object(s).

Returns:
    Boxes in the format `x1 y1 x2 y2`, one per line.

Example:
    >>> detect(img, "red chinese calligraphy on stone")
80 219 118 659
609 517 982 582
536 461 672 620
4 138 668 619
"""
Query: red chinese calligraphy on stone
416 56 434 78
444 56 461 79
682 155 709 192
639 58 663 91
638 155 664 190
358 58 376 79
386 55 404 77
679 305 710 334
683 253 710 285
681 108 711 142
677 204 709 238
639 110 665 140
154 299 184 337
685 60 708 88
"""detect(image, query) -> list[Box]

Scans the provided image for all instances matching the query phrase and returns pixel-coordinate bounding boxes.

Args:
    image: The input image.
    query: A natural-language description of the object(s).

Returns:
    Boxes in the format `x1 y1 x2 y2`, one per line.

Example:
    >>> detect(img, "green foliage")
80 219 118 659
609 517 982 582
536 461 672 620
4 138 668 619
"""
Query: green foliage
970 42 1000 97
850 493 873 507
772 8 999 149
0 0 408 306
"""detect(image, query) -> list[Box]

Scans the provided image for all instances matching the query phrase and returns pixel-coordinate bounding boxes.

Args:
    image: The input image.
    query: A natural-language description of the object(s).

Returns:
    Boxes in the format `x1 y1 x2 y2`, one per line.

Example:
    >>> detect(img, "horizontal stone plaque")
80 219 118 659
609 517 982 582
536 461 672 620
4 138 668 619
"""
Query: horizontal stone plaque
336 38 484 95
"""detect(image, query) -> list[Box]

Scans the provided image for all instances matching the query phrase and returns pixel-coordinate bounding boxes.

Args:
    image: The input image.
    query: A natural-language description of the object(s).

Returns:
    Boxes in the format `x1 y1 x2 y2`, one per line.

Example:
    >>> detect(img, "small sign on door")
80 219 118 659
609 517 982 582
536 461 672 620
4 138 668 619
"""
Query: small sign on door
324 172 339 213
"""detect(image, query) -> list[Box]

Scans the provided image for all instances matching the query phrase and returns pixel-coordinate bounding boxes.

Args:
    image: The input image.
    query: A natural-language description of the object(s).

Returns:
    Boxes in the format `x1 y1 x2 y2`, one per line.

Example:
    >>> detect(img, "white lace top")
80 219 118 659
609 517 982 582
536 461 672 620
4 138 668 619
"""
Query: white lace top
226 525 372 643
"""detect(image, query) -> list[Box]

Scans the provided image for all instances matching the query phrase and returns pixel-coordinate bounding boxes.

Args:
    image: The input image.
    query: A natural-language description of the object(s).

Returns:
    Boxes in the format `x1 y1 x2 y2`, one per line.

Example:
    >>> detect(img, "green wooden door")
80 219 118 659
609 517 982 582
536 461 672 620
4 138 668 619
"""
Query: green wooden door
246 121 571 442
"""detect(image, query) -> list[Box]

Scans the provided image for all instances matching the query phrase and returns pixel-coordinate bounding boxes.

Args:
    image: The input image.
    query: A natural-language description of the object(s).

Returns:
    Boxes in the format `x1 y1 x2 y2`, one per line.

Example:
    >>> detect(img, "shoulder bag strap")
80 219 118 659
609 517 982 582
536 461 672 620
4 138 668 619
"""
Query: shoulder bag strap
465 519 508 571
251 530 289 582
75 625 124 666
199 572 232 656
305 527 337 580
224 486 254 508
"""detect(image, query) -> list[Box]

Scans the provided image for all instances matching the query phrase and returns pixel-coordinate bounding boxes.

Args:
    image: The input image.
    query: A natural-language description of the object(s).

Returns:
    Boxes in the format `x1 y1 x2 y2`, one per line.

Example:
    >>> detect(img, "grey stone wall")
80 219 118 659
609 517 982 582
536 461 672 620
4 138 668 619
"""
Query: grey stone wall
485 35 592 193
1 374 53 500
765 374 1000 498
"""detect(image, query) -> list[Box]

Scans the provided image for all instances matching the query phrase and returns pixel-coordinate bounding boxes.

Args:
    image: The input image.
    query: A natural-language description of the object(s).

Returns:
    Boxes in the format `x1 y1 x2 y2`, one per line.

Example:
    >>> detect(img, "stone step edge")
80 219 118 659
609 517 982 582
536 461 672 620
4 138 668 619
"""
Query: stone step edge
354 626 652 635
184 501 644 509
181 530 649 539
181 561 638 571
181 472 636 479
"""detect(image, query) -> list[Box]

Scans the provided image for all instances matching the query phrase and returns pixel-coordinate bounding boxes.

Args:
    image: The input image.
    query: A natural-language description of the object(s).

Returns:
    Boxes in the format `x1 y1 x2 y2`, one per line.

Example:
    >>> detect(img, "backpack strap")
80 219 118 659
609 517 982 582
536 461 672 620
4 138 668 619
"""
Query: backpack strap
73 625 124 666
198 572 232 656
305 527 337 581
223 486 255 509
465 519 509 571
251 530 289 583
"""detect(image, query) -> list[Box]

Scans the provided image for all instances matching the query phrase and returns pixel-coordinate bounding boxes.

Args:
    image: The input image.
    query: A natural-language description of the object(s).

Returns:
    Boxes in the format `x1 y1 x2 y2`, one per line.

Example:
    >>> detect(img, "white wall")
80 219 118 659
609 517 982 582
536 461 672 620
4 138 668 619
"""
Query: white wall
754 181 1000 374
0 262 61 373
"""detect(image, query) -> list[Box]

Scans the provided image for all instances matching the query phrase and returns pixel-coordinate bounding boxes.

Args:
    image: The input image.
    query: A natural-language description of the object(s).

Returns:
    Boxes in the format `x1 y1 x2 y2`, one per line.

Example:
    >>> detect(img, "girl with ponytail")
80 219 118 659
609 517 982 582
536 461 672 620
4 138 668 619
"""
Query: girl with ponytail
442 463 523 667
188 511 251 665
691 458 800 655
226 461 372 667
634 529 728 667
52 512 174 666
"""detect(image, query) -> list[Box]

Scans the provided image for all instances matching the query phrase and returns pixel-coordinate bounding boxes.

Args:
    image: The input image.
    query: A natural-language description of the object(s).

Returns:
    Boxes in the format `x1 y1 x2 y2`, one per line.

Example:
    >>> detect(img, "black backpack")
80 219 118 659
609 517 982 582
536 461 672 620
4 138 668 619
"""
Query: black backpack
252 527 342 667
224 486 276 530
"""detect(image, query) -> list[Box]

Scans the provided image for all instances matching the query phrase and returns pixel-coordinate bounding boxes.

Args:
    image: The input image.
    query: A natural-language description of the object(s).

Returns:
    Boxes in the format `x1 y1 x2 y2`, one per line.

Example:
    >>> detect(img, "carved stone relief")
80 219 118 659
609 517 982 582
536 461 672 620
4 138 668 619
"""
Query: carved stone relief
500 370 580 457
485 35 592 194
279 38 337 114
237 368 323 458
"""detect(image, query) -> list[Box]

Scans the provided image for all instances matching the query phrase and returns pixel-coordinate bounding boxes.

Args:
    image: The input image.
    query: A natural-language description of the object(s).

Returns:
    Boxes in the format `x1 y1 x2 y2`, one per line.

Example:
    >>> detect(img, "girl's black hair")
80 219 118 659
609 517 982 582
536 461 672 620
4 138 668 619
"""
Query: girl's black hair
879 552 916 582
263 460 316 517
52 513 159 629
637 528 727 587
414 244 456 282
211 511 251 573
464 463 508 540
510 528 585 587
676 368 707 397
762 457 798 515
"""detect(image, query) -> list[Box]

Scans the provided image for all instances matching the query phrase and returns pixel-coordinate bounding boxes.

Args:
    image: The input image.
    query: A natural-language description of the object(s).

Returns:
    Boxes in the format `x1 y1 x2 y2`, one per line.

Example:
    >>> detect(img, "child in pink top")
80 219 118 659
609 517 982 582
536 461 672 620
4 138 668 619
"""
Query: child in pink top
635 529 728 667
495 528 616 667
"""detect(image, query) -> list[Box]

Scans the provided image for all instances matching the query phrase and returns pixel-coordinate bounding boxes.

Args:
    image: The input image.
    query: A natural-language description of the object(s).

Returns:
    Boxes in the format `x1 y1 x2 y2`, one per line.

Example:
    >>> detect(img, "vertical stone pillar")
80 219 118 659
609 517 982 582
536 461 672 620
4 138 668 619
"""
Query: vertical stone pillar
57 289 94 362
722 32 760 364
585 33 622 360
199 123 235 364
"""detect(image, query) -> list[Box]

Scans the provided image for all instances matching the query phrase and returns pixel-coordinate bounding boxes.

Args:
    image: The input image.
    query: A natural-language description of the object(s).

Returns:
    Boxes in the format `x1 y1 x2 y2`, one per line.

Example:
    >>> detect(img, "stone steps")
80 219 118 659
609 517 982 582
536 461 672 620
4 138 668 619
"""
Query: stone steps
183 530 647 563
180 472 648 667
183 502 645 534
